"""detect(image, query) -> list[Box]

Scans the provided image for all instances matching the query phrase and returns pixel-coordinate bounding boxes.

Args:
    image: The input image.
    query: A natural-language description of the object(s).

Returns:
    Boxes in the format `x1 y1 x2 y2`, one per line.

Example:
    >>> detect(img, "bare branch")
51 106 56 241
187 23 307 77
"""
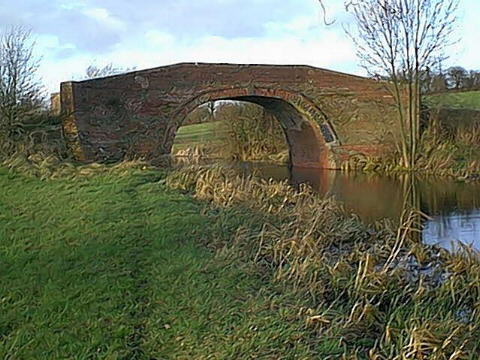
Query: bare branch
340 0 459 168
84 63 136 80
317 0 336 25
0 26 44 134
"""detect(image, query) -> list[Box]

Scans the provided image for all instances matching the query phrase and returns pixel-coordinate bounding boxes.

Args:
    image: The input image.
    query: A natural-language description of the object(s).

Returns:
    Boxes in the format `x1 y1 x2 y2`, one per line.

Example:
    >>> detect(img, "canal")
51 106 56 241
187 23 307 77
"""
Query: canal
237 162 480 251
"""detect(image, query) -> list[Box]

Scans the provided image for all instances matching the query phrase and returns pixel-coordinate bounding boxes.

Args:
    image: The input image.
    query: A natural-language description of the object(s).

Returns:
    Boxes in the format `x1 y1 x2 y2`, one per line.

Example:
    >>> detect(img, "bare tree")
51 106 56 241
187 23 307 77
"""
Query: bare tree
344 0 459 168
84 63 135 79
446 66 468 89
469 70 480 90
0 26 44 143
429 72 448 93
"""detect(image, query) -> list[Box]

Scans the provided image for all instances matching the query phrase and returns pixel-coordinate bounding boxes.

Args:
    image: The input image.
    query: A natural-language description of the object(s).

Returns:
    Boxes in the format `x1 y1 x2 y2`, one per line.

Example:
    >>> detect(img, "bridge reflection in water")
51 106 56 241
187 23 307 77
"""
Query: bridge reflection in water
237 162 480 251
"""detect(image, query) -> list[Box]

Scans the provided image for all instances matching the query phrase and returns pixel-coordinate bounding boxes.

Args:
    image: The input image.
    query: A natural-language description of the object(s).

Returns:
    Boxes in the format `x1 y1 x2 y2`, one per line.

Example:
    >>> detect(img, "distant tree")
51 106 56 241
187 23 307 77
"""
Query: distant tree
422 61 448 94
465 70 480 90
446 66 468 89
429 72 448 93
419 68 433 94
0 26 44 152
423 67 480 93
84 63 135 79
343 0 459 169
473 71 480 90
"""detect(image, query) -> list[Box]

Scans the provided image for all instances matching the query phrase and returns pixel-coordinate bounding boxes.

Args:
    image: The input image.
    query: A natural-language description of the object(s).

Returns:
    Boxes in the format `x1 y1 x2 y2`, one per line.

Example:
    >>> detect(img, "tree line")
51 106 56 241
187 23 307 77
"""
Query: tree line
423 66 480 93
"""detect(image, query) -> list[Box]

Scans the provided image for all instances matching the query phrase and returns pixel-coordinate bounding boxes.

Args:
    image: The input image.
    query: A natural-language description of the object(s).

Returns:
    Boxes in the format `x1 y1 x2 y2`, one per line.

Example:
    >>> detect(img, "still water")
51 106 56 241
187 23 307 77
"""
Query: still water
238 162 480 251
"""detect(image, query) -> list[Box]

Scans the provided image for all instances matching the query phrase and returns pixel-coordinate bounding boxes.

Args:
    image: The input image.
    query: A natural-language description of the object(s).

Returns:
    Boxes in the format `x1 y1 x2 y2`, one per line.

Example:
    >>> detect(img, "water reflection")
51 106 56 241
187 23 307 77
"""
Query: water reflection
423 211 480 251
241 162 480 251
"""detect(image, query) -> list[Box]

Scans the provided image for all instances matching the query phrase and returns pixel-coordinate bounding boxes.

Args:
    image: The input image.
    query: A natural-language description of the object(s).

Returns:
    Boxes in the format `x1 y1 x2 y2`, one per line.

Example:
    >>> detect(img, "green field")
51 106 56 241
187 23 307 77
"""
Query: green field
0 167 316 359
426 90 480 110
172 121 228 151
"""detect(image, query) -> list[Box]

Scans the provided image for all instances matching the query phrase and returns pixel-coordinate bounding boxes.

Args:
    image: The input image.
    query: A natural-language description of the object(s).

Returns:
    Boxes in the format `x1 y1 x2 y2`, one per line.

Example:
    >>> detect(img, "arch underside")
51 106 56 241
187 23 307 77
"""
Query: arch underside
168 92 335 168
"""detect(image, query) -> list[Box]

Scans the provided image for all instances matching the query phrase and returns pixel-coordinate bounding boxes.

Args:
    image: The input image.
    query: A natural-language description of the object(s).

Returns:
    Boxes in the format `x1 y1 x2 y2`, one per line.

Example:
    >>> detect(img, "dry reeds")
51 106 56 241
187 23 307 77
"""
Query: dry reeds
2 151 153 180
217 102 288 163
166 165 480 358
342 123 480 181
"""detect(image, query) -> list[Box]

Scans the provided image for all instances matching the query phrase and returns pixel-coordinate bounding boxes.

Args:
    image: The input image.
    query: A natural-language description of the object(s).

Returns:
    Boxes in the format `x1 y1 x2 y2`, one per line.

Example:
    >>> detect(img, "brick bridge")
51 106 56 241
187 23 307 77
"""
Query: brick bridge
60 63 397 168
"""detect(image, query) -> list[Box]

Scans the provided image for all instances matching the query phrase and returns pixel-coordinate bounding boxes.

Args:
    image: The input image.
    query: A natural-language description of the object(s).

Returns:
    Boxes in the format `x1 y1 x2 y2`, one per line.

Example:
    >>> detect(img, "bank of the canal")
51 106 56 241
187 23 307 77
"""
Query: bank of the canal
237 161 480 251
2 162 479 358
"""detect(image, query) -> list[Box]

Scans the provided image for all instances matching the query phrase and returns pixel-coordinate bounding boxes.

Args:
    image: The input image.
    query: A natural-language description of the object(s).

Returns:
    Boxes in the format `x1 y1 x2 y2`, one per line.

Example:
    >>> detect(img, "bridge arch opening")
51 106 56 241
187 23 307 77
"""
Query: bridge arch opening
167 91 332 168
172 99 289 163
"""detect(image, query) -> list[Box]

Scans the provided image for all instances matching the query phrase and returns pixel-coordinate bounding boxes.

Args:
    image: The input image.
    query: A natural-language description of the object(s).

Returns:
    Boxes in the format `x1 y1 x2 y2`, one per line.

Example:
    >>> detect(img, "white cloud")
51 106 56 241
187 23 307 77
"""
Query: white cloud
59 0 85 11
144 31 175 47
33 0 477 93
265 15 319 35
82 7 126 31
39 29 359 93
182 33 356 67
36 34 76 53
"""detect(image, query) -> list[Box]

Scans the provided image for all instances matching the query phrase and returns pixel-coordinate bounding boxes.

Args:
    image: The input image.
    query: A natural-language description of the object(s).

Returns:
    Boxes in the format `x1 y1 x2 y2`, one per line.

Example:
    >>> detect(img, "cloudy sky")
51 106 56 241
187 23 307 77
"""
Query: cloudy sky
1 0 478 92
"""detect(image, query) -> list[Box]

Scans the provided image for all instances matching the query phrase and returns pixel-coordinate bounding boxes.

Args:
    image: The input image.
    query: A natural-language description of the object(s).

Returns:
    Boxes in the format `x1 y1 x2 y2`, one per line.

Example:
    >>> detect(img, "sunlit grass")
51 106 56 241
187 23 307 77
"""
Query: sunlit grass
0 166 318 359
425 91 480 110
172 121 228 152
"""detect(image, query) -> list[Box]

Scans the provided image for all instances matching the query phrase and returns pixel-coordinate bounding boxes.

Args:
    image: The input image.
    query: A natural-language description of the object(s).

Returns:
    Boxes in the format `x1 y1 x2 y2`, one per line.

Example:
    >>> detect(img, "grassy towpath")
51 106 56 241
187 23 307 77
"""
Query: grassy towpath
0 168 315 359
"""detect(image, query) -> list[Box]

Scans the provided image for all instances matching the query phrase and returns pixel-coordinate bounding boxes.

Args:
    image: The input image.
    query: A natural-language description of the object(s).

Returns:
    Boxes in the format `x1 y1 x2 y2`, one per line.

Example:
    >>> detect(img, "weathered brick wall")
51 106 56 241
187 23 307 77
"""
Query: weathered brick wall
60 63 398 168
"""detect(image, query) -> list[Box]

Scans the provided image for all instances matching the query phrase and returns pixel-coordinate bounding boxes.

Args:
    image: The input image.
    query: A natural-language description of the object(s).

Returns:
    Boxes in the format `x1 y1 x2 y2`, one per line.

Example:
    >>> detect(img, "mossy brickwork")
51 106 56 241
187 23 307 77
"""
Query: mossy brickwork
60 63 398 168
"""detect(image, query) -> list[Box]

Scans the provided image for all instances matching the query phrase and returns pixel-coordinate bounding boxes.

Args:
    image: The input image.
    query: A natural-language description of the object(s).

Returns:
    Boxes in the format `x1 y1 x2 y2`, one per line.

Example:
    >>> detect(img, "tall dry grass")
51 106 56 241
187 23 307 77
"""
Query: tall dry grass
216 102 288 162
341 122 480 180
416 122 480 178
2 151 154 180
166 165 480 358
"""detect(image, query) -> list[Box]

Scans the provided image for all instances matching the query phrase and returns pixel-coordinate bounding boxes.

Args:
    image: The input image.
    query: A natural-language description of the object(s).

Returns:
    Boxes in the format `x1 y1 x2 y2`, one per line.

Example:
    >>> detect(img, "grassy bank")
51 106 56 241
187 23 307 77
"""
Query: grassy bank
166 165 480 359
0 166 317 359
426 90 480 110
2 157 480 358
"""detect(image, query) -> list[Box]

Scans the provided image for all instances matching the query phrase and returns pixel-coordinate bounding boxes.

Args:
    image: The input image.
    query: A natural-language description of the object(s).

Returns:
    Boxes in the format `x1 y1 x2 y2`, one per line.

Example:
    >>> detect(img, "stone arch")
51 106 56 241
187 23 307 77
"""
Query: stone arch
164 87 338 168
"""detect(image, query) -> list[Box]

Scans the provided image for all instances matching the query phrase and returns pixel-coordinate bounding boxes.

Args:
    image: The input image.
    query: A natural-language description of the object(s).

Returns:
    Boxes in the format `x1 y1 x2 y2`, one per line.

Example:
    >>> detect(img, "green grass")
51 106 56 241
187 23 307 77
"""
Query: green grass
425 90 480 110
172 121 228 150
2 159 480 358
0 167 318 359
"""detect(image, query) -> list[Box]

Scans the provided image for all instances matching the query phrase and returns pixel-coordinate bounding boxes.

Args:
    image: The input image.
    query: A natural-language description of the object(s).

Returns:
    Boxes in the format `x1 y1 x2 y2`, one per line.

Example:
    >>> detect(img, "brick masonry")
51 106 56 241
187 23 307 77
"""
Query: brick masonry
59 62 398 168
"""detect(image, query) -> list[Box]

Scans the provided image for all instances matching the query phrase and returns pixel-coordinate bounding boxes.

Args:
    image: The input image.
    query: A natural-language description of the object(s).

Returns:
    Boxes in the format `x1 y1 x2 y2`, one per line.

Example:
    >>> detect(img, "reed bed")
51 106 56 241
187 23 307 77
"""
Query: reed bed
416 124 480 179
218 103 288 163
166 165 480 359
341 124 480 180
